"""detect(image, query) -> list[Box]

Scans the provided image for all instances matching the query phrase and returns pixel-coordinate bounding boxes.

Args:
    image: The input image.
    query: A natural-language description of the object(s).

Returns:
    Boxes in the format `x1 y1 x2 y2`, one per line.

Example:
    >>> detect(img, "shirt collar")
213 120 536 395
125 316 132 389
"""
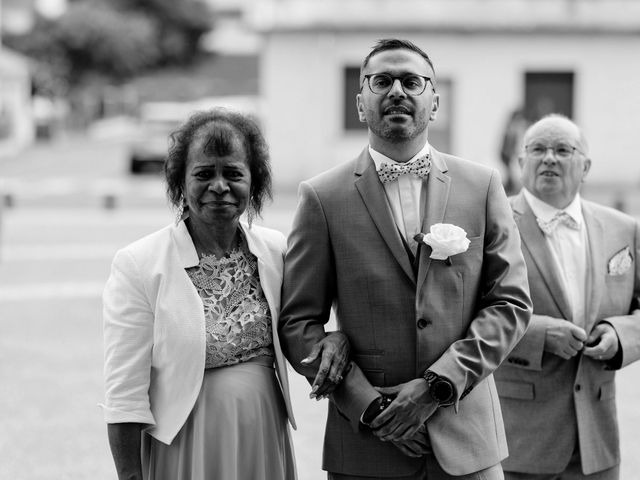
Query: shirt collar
369 142 431 170
522 189 584 226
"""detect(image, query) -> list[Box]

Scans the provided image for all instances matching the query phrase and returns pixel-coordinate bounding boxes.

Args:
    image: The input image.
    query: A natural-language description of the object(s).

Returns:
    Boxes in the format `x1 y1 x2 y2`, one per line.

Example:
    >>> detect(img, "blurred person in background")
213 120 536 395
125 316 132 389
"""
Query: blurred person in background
499 107 529 195
495 114 640 480
279 38 531 480
101 108 348 480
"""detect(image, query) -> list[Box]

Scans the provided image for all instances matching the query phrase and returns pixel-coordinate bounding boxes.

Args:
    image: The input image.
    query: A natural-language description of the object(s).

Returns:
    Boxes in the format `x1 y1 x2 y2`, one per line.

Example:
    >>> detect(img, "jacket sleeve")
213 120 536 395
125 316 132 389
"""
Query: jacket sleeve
279 182 379 430
601 219 640 368
101 248 156 426
430 170 533 402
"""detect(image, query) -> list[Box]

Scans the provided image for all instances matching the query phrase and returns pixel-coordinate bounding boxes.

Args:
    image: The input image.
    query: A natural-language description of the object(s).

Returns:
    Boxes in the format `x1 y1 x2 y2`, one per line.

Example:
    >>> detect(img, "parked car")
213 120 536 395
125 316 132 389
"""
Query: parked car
128 97 261 174
128 102 190 174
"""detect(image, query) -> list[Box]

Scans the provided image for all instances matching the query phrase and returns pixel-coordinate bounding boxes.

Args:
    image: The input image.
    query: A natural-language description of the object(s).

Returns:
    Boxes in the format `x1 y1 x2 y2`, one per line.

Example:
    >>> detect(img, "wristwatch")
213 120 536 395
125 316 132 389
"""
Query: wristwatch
423 370 455 406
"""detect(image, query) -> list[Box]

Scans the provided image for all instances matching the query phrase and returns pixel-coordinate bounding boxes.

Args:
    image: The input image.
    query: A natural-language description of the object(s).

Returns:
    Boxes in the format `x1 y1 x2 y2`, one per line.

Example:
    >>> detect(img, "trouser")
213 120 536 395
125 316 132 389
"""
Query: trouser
328 455 503 480
504 446 619 480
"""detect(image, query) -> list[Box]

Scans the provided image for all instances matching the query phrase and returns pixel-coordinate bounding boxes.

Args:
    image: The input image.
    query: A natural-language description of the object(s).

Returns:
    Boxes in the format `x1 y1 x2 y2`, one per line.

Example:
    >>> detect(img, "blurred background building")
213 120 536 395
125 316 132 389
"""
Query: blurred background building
1 0 639 190
251 0 640 189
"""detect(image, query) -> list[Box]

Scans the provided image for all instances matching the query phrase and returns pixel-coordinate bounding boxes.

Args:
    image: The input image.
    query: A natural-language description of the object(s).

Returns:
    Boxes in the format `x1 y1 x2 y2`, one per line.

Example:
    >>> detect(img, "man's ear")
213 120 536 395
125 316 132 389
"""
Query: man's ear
582 158 592 182
429 94 440 121
356 94 366 123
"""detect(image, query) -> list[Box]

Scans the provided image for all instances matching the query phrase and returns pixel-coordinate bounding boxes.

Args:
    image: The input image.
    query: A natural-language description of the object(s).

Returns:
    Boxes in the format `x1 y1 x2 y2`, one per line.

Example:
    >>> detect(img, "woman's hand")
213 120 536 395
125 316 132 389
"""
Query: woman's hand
301 331 350 400
107 423 144 480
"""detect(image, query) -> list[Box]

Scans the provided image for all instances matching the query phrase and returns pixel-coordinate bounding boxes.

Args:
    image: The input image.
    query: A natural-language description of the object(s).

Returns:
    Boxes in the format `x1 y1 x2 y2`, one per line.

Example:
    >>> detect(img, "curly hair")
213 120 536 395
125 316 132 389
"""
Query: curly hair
164 108 272 223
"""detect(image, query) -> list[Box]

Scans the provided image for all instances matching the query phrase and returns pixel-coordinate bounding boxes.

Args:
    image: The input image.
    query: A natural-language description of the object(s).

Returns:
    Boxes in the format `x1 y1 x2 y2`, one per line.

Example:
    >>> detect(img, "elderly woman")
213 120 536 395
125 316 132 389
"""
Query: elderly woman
102 109 348 480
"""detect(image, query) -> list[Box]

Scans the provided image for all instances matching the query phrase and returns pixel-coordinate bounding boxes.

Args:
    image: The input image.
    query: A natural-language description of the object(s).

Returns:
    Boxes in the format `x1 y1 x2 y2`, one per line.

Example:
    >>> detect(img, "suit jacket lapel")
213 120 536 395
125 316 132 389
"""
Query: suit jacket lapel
173 219 200 268
582 202 605 332
512 192 573 321
354 149 415 283
416 149 451 290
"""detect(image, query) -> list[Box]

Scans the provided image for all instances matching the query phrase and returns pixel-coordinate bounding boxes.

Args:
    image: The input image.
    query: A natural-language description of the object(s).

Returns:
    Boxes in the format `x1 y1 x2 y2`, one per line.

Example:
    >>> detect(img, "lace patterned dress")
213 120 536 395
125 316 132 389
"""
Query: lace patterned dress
142 238 296 480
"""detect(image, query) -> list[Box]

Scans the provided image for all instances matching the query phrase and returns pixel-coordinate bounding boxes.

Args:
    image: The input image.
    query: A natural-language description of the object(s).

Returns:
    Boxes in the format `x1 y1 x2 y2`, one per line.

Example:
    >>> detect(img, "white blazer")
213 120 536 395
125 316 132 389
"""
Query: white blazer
101 220 296 444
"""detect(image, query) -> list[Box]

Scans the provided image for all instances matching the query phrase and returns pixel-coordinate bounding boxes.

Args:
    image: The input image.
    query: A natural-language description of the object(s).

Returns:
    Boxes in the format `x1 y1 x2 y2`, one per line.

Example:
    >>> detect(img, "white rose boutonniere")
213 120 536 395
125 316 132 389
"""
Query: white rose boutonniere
414 223 470 263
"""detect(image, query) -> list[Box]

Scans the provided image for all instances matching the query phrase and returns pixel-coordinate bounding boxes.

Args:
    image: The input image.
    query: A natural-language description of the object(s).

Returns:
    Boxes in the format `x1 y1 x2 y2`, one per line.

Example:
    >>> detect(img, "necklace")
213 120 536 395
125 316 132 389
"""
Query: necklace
194 229 243 259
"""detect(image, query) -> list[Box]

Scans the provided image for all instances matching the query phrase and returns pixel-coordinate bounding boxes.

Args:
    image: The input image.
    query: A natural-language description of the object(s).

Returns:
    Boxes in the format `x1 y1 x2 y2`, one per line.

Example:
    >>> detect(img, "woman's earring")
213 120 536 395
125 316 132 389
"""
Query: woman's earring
175 196 185 225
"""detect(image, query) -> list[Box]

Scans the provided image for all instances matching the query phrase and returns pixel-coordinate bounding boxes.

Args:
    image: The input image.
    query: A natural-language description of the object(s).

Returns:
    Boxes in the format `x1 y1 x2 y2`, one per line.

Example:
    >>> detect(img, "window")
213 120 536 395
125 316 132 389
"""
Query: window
524 72 574 122
344 66 365 131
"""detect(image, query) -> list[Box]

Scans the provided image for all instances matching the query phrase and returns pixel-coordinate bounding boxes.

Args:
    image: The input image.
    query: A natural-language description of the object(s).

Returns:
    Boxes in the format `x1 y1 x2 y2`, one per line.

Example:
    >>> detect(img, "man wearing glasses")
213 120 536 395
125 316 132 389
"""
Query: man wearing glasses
280 38 532 479
495 114 640 480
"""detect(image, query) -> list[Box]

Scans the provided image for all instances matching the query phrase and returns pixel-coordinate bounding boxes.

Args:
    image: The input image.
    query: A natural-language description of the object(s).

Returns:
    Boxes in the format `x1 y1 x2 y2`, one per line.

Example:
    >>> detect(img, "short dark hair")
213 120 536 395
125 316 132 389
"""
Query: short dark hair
164 108 272 222
361 38 436 85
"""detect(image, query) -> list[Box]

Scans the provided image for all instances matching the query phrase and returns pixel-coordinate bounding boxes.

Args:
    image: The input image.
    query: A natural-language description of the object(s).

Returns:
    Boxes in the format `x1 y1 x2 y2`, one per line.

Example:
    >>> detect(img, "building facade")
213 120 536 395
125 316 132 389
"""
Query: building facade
252 0 640 191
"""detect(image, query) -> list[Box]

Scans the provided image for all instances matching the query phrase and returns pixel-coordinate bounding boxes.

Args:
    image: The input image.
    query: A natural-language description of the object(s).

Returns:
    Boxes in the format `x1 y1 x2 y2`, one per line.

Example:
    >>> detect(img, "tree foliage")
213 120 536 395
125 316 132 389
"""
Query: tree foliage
106 0 211 64
2 17 71 96
2 0 212 93
57 2 160 80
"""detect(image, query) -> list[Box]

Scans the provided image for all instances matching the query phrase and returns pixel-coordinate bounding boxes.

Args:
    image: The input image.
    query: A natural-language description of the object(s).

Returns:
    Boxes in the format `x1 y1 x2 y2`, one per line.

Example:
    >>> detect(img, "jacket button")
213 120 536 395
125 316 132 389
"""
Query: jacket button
575 384 581 392
417 318 429 329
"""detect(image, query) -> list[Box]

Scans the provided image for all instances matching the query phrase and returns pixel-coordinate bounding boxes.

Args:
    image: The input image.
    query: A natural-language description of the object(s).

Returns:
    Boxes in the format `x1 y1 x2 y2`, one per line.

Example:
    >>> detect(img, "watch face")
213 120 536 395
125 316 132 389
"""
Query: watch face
433 380 453 401
424 371 455 405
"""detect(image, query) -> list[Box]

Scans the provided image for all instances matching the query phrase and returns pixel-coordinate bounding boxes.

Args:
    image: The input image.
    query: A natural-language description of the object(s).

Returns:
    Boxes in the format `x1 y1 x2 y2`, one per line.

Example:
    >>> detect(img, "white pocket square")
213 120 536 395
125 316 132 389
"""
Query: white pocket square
608 246 633 276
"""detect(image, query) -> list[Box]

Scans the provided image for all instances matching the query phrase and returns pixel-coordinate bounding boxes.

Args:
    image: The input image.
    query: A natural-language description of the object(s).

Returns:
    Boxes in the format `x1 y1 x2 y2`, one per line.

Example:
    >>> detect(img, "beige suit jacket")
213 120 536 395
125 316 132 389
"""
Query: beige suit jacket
102 220 295 444
496 192 640 475
279 148 531 477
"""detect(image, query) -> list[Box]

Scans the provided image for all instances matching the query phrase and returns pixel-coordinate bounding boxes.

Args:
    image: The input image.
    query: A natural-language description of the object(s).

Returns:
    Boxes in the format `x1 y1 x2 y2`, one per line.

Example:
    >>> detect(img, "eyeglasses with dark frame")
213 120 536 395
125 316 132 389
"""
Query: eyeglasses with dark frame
361 73 433 96
524 142 585 161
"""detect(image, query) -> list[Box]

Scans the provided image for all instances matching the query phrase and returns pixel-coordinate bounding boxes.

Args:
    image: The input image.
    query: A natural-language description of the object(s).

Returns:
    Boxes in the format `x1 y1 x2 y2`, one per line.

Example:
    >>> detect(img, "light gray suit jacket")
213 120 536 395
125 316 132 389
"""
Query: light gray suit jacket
496 192 640 475
279 148 532 477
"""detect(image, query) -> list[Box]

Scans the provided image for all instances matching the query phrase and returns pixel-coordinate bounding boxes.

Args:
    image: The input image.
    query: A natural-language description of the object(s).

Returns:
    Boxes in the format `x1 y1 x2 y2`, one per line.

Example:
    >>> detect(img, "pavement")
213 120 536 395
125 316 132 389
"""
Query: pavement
1 134 640 479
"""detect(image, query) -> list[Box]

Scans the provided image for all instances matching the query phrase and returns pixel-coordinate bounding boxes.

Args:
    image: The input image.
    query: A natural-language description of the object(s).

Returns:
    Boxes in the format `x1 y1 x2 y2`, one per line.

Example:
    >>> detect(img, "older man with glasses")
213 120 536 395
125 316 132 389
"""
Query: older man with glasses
279 38 532 480
495 114 640 480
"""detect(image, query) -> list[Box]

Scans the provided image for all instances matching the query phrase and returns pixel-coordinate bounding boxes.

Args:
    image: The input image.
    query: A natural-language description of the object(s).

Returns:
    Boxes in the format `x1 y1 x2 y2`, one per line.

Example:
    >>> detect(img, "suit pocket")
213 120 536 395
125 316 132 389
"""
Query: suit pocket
496 380 535 400
599 380 615 401
353 350 385 387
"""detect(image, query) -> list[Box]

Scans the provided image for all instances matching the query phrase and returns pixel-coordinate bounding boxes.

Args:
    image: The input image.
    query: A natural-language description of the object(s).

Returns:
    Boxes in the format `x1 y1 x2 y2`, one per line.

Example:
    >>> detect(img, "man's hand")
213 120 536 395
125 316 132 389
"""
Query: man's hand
544 319 587 359
302 331 350 399
583 323 619 361
369 379 438 442
391 424 430 458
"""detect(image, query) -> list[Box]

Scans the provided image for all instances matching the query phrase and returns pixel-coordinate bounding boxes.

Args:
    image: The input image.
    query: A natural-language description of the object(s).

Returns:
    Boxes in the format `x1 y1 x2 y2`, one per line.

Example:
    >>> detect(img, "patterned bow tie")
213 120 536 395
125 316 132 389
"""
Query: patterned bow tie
377 155 431 184
536 211 580 235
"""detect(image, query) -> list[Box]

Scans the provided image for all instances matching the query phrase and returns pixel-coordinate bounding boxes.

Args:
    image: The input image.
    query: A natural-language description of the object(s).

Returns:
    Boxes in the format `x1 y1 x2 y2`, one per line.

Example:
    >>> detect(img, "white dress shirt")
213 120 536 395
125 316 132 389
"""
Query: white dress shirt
523 189 589 327
369 143 431 254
